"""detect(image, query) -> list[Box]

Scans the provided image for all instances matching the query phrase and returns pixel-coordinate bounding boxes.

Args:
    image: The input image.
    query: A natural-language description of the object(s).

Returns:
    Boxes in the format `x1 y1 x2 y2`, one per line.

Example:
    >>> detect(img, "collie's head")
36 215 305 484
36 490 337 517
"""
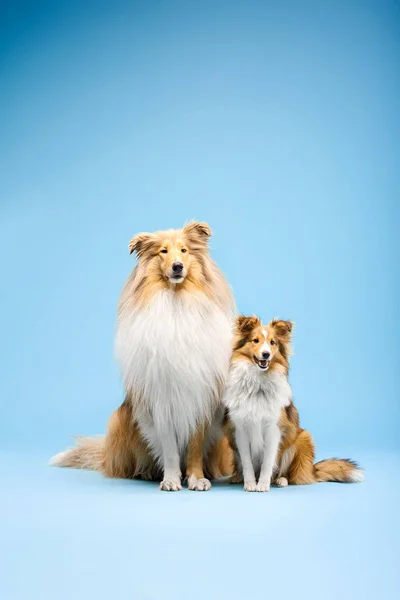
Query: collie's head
232 316 293 374
128 221 212 287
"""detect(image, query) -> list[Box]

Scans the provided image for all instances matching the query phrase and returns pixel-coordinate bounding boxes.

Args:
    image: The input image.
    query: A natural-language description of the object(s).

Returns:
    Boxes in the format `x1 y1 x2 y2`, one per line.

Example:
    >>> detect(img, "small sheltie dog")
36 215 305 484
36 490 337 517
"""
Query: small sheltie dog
223 316 364 491
51 221 235 491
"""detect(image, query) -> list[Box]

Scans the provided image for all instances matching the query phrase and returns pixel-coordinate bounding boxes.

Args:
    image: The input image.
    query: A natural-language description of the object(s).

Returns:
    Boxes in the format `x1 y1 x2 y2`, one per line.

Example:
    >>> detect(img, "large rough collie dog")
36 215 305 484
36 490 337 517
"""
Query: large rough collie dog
223 316 363 491
51 221 235 491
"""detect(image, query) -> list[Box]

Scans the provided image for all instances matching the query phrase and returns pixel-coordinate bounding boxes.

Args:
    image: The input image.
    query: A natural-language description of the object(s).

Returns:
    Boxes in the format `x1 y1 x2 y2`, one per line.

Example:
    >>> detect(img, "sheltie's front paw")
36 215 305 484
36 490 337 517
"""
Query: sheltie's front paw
256 481 270 492
244 481 257 492
229 472 243 484
160 479 182 491
188 475 211 491
275 477 288 487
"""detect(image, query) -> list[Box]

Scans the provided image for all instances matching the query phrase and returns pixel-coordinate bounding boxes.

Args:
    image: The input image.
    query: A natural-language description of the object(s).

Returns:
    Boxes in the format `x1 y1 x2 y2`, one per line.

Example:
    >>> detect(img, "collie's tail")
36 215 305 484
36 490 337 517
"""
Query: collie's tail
314 458 364 483
49 436 104 471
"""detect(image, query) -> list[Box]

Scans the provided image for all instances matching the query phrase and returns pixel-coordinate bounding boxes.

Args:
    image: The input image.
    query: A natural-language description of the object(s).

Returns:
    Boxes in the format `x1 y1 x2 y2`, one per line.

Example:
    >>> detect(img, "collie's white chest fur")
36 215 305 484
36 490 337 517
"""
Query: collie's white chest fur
115 289 233 450
223 361 292 460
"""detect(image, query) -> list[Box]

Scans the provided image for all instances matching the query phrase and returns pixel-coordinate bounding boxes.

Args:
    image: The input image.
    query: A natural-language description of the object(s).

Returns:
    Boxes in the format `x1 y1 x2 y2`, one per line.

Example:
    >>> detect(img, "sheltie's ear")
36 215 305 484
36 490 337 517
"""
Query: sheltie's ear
270 319 294 343
129 233 155 258
235 315 261 334
183 221 212 247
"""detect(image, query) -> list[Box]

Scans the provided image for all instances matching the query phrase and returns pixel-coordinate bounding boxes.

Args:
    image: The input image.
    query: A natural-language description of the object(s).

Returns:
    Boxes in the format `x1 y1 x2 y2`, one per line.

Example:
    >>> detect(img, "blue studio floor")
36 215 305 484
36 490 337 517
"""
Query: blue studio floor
1 450 399 600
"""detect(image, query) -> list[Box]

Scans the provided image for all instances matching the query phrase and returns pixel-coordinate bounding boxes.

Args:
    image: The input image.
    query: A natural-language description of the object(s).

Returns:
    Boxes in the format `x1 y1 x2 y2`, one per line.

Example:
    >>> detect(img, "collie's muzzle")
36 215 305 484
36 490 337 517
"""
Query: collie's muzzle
168 261 186 283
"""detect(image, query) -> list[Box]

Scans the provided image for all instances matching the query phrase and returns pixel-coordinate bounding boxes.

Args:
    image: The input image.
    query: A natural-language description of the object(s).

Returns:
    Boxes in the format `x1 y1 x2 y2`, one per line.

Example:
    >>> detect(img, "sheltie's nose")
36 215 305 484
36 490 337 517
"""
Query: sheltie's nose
172 262 184 273
262 351 270 360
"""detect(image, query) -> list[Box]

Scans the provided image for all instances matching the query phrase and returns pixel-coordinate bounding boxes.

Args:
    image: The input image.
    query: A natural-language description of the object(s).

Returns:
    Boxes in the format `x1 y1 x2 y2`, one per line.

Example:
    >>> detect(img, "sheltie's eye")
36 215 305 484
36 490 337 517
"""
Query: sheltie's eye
270 340 276 345
160 249 168 254
253 338 259 344
181 248 187 253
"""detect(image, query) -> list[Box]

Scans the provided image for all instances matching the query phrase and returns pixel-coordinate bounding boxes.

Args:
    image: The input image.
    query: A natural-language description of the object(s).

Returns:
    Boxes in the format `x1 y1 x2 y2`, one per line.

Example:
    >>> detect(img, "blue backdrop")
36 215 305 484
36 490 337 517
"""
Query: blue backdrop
1 2 399 600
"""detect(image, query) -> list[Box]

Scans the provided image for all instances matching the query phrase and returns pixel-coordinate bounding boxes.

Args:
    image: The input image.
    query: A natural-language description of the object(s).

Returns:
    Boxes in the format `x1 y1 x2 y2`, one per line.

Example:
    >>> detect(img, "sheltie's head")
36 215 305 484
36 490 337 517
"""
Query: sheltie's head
128 221 213 287
233 316 293 374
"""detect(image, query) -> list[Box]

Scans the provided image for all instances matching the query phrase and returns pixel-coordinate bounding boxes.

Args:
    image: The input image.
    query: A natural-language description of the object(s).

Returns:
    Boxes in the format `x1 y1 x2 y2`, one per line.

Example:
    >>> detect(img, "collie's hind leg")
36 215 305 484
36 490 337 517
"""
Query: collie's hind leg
206 435 234 479
186 425 211 491
103 399 157 480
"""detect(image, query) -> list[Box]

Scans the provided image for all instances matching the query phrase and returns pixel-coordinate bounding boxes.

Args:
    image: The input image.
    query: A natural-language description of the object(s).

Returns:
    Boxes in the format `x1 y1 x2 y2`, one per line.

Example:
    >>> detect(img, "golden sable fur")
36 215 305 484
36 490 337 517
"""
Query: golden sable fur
224 316 363 487
51 221 234 490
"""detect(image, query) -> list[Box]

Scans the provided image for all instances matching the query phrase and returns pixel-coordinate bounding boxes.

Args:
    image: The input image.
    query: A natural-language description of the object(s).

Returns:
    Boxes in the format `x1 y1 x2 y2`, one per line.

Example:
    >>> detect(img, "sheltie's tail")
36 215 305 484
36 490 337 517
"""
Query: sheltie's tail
314 458 364 483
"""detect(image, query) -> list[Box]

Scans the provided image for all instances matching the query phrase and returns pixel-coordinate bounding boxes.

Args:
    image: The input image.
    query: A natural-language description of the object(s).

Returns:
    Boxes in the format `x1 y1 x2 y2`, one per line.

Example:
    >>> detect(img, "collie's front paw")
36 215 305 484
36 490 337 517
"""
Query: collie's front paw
244 481 257 492
275 477 288 487
188 475 211 491
160 479 182 491
256 481 270 492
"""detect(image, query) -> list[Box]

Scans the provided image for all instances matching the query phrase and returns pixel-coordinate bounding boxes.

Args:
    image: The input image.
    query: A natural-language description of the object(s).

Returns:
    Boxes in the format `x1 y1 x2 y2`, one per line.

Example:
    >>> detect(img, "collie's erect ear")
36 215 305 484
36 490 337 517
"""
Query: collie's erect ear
183 221 212 245
128 233 155 258
235 315 261 334
270 319 294 343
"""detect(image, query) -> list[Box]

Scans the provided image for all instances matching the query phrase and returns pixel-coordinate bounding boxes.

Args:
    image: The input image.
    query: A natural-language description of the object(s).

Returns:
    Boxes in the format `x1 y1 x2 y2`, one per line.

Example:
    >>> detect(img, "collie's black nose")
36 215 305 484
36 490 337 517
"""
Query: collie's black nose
262 352 271 360
172 262 184 273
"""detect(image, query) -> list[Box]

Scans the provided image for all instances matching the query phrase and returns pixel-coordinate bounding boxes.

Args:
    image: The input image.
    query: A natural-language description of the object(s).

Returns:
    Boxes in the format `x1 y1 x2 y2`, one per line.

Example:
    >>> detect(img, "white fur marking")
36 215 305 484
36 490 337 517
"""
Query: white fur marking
244 481 257 492
187 475 212 491
258 422 281 489
115 289 233 460
49 451 68 466
159 478 182 491
256 481 270 492
223 361 292 426
260 341 271 356
275 476 288 487
349 469 364 483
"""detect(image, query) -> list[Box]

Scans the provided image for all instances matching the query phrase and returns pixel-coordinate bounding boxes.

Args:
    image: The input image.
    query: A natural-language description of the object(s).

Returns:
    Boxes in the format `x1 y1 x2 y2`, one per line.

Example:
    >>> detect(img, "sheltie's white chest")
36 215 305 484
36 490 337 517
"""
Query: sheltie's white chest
115 289 233 448
223 361 292 460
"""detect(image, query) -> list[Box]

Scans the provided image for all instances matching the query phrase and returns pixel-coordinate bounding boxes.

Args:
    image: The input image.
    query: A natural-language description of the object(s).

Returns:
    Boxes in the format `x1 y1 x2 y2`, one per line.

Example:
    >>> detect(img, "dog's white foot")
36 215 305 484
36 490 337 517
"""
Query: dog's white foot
244 481 257 492
275 477 288 487
256 481 270 492
188 475 211 491
159 478 182 491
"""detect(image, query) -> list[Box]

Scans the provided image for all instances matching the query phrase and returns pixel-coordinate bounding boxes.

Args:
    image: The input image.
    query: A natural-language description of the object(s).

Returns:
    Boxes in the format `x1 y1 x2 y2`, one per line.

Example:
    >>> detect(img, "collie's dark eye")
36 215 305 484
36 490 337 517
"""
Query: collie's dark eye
253 338 259 344
181 248 187 253
270 340 276 345
160 249 168 254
